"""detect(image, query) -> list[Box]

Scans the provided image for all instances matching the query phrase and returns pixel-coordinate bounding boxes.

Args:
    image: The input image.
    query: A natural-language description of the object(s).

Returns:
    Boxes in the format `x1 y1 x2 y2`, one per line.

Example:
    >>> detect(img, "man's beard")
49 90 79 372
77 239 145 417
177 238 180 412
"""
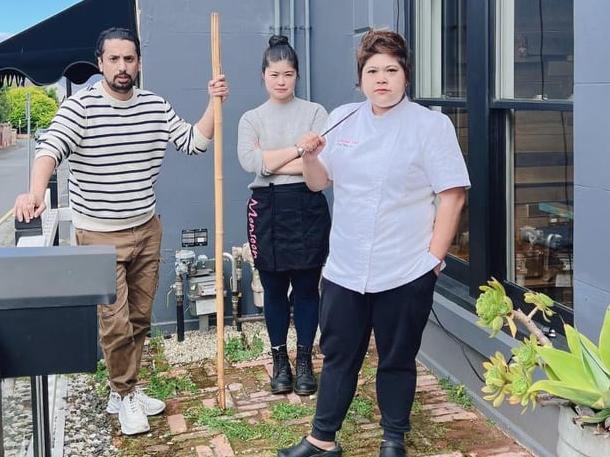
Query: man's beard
105 73 135 93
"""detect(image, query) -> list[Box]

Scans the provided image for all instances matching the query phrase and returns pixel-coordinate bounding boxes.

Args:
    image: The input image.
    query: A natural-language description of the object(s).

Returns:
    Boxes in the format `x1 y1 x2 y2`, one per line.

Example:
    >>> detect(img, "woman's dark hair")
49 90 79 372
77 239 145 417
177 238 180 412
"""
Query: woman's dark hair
262 35 299 76
356 29 411 84
95 27 141 59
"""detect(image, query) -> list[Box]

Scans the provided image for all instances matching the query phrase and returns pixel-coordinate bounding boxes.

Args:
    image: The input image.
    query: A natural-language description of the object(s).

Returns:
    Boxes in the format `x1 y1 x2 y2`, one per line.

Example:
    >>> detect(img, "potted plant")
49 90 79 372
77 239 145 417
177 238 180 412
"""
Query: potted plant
475 278 610 457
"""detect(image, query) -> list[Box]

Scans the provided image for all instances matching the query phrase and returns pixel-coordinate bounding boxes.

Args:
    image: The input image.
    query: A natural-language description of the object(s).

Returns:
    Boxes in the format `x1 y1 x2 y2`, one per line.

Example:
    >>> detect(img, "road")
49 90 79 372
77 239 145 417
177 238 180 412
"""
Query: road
0 139 31 216
0 139 69 246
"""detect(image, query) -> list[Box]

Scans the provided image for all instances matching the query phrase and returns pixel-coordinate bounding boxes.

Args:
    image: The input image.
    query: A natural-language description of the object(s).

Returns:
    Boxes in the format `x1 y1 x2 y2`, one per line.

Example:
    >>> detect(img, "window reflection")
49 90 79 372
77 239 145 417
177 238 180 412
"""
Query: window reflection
496 0 574 100
512 111 573 306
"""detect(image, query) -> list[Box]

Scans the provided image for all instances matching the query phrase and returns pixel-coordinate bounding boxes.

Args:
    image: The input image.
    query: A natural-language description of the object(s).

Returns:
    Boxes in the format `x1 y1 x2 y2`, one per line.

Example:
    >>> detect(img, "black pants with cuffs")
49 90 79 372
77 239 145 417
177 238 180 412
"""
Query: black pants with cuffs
311 271 437 443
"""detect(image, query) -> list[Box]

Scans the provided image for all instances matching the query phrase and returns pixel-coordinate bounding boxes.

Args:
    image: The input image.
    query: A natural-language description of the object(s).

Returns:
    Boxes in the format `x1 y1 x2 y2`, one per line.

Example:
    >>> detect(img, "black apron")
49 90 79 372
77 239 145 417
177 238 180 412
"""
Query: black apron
246 182 331 272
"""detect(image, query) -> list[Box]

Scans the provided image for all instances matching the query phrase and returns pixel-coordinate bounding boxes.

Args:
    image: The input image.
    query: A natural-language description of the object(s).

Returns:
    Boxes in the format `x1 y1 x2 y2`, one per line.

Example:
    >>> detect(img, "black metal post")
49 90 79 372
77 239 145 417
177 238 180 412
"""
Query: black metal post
466 0 492 295
0 373 4 457
30 375 51 457
49 171 59 246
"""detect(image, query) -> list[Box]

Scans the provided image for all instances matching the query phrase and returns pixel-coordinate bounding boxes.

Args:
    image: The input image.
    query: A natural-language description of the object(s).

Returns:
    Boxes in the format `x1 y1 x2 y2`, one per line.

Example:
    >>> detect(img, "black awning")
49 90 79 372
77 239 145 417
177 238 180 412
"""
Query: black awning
0 0 136 87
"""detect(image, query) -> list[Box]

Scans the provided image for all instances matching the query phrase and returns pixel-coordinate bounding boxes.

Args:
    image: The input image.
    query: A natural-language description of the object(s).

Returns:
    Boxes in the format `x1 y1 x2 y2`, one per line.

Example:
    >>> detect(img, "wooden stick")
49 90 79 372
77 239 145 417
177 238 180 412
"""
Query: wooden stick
211 11 226 410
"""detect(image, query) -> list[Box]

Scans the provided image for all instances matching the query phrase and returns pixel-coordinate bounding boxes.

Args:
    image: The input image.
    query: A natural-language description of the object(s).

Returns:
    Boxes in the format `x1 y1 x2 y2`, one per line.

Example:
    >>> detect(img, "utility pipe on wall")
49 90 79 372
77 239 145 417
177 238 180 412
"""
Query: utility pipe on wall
289 0 295 46
305 0 311 100
274 0 281 35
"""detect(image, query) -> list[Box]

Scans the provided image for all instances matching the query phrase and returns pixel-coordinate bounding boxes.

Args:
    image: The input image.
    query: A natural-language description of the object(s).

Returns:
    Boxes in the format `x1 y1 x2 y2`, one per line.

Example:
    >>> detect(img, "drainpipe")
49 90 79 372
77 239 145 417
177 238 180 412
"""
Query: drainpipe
289 0 295 46
274 0 281 35
304 0 311 100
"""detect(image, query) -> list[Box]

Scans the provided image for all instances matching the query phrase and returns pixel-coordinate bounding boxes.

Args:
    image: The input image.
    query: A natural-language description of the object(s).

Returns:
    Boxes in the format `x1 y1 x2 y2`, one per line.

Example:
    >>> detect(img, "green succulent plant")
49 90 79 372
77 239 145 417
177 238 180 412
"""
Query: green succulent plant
511 335 539 369
476 277 610 431
482 352 510 407
476 278 517 337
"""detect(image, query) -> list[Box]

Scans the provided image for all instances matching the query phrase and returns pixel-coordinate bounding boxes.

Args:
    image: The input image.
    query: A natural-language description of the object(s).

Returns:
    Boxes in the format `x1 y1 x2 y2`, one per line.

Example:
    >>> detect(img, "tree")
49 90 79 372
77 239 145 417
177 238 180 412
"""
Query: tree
6 86 59 132
0 86 9 123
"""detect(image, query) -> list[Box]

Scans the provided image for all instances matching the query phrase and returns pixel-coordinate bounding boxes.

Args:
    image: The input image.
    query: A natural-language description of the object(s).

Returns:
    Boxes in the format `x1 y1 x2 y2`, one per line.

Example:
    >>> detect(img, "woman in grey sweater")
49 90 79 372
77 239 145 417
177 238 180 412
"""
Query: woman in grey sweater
237 35 330 396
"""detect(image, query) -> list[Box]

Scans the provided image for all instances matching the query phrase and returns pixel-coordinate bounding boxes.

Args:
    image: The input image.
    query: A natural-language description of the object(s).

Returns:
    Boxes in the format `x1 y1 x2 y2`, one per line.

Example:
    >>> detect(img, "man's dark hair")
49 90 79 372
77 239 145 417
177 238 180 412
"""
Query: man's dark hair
95 27 141 59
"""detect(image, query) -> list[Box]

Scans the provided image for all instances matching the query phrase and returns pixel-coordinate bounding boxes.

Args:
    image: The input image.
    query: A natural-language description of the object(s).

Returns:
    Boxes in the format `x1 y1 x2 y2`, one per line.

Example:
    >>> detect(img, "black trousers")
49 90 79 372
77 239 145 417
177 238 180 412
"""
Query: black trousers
311 271 437 442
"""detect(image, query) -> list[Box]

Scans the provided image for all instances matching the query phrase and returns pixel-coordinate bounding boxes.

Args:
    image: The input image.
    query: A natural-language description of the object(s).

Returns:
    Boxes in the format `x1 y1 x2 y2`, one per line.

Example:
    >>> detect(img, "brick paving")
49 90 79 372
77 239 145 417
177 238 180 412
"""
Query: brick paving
111 344 534 457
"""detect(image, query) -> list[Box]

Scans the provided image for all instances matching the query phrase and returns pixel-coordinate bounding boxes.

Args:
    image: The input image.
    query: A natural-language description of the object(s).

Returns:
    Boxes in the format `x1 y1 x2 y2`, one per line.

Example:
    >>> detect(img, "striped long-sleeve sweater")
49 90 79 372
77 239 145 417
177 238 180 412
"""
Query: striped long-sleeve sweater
36 81 210 231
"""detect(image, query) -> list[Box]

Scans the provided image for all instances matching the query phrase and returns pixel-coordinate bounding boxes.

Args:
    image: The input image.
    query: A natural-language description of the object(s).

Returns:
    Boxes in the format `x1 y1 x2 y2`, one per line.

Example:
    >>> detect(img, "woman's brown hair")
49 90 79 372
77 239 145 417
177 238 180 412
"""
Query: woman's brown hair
356 29 411 84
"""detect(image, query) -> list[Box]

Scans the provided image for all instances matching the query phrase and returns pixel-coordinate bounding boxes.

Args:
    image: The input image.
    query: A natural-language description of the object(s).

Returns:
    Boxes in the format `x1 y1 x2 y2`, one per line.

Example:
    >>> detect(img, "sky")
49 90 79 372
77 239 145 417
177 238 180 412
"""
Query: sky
0 0 81 42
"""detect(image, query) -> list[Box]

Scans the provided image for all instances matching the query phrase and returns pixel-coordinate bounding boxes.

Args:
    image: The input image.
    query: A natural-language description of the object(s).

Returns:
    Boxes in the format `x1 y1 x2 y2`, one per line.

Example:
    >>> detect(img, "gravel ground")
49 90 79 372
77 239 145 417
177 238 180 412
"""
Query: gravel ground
1 379 33 457
163 321 321 365
63 375 118 457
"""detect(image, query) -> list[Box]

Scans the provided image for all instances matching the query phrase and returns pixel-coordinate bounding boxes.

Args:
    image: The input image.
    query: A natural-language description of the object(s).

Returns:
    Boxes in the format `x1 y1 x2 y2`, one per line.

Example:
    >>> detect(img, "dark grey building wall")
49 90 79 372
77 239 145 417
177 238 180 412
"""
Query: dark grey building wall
139 0 400 328
574 0 610 340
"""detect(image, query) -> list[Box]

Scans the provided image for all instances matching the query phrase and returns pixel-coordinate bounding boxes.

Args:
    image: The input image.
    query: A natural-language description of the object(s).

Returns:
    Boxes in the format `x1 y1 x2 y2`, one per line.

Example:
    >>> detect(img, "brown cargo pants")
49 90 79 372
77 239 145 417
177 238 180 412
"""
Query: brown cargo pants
76 215 162 396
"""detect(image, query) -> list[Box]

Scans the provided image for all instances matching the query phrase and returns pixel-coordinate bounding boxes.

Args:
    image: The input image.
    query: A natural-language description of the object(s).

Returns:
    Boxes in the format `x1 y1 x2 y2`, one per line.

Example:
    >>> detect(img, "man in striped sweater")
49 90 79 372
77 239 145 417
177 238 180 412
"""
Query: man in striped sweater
13 27 229 436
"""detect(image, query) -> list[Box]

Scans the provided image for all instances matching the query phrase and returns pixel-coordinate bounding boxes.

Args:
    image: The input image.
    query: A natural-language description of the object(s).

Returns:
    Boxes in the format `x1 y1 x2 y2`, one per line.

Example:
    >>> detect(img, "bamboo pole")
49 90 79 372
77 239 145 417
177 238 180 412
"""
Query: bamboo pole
211 12 226 410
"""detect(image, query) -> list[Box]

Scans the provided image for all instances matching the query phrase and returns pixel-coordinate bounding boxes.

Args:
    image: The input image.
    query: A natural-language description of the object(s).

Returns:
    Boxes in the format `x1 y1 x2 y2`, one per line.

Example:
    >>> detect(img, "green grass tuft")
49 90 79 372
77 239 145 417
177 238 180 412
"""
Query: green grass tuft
439 377 473 409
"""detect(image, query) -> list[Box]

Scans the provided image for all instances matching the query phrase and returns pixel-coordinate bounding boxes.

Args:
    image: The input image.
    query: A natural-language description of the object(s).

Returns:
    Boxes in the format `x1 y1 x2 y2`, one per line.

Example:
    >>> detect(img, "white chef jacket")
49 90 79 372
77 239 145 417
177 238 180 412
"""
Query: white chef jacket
318 96 471 294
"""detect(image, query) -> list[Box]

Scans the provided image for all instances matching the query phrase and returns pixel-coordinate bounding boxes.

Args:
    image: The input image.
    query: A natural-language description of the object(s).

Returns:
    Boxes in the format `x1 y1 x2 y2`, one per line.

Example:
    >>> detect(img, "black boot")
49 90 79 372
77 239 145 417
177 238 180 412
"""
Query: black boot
294 345 317 396
378 441 406 457
277 437 342 457
271 345 293 394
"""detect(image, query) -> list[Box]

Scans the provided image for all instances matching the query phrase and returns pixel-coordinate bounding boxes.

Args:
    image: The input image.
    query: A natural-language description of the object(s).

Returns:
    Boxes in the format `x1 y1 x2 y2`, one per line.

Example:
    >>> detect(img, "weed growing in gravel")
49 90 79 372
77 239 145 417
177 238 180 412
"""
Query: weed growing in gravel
186 405 300 447
145 372 197 400
93 360 109 397
270 402 314 421
347 395 375 421
439 377 473 409
225 332 264 363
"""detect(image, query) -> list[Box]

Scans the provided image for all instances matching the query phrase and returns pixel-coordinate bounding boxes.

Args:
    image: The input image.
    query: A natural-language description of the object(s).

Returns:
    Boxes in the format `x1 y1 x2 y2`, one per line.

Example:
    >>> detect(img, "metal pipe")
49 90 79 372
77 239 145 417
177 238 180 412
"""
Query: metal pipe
274 0 281 35
234 314 266 324
304 0 311 100
223 252 237 292
289 0 295 46
223 252 241 330
175 274 185 342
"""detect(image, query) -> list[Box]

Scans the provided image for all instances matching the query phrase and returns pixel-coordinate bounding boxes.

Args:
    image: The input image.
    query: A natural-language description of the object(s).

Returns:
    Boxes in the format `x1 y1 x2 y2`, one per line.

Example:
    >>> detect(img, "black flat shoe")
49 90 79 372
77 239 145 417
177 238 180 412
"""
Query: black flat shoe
277 437 342 457
378 440 406 457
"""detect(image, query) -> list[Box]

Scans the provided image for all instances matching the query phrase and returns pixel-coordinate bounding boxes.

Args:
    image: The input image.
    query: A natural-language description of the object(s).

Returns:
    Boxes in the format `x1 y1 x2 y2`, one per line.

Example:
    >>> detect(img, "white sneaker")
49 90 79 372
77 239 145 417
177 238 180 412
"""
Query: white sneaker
118 391 150 435
133 387 166 415
107 388 166 416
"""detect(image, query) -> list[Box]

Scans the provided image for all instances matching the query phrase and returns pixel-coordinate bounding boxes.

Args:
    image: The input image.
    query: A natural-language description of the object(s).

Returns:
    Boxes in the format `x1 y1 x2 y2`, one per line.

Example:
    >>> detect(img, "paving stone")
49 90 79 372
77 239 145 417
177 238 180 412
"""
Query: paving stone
173 430 214 442
286 392 302 404
167 414 188 434
228 382 243 392
233 358 272 369
264 363 274 378
417 375 439 386
223 389 235 408
422 402 460 411
425 452 463 457
431 411 477 423
201 397 217 408
249 390 270 398
237 402 268 411
428 406 468 417
196 445 214 457
210 434 235 456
